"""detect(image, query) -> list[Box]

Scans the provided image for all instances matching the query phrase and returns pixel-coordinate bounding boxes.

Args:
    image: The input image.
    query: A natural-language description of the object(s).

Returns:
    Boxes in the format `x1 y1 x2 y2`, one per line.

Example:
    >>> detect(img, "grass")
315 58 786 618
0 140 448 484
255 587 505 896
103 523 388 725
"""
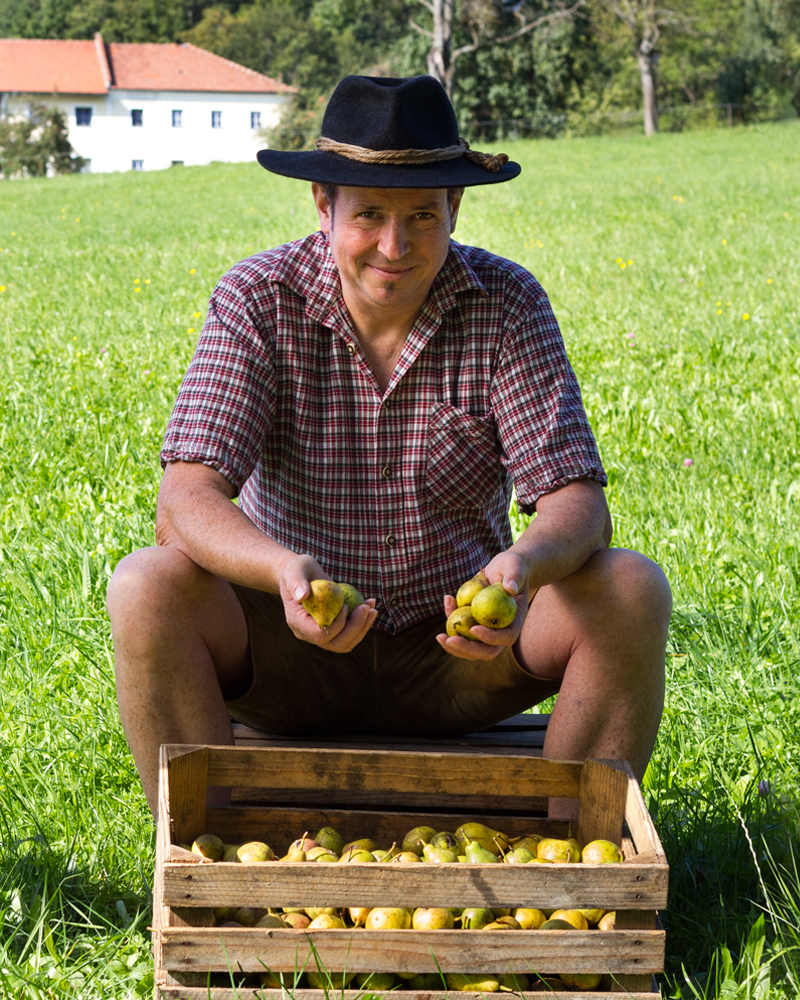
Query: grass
1 119 799 998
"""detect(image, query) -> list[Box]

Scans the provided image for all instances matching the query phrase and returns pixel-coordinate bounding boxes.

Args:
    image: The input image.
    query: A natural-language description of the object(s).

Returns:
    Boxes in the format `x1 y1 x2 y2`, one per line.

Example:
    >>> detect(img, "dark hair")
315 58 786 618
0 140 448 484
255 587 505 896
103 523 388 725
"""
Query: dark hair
319 183 464 217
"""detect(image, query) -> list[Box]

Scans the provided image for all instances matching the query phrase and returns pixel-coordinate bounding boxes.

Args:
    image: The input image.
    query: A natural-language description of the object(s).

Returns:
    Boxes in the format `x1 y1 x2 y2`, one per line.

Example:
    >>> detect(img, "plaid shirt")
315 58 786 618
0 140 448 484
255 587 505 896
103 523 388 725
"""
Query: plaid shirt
161 231 606 633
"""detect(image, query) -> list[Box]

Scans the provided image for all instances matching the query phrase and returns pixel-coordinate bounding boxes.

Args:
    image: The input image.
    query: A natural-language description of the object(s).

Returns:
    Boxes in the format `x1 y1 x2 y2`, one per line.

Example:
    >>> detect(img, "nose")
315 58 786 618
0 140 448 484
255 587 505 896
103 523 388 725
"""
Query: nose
377 217 411 261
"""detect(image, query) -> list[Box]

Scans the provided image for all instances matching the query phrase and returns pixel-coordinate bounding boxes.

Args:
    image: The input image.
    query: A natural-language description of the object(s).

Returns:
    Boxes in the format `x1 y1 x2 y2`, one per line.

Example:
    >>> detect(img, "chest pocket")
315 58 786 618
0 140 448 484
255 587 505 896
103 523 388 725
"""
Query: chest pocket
425 402 502 511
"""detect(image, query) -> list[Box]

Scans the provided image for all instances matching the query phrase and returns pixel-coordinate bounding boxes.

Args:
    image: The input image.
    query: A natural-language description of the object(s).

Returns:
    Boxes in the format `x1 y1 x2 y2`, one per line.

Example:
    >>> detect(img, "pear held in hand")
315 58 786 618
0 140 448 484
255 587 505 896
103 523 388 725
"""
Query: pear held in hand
302 580 344 628
471 582 517 629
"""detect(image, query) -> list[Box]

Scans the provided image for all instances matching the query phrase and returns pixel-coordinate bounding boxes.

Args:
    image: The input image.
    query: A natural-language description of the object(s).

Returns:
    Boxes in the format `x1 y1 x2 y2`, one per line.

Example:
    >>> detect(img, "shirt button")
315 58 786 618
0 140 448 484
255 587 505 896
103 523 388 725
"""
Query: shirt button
381 465 392 479
347 343 356 355
383 399 391 409
390 596 399 608
385 533 396 547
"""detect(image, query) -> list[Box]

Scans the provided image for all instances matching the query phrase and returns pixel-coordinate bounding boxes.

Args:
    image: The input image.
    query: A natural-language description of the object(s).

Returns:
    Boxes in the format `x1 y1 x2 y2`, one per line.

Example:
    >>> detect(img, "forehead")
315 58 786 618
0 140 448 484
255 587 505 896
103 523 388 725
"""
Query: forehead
337 186 449 212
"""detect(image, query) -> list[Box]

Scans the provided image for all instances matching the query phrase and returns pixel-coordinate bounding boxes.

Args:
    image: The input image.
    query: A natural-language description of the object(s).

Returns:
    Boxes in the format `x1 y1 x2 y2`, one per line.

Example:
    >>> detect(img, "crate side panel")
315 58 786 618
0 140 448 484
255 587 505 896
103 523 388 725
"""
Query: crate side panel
576 760 628 848
158 990 657 1000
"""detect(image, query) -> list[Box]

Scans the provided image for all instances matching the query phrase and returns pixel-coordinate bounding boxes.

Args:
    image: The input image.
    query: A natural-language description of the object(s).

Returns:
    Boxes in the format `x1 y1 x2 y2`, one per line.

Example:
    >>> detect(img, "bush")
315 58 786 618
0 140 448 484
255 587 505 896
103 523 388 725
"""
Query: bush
0 102 86 179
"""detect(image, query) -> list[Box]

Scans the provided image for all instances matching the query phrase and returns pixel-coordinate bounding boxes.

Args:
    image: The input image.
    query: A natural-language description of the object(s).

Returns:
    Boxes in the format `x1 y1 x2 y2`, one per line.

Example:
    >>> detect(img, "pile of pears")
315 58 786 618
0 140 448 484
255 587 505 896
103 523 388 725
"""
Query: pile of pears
302 580 364 628
446 572 518 640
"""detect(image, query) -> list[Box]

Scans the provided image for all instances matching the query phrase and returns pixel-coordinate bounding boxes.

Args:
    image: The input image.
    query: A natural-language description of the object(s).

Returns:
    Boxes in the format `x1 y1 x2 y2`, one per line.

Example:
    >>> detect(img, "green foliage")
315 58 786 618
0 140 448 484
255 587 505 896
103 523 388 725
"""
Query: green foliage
0 103 85 179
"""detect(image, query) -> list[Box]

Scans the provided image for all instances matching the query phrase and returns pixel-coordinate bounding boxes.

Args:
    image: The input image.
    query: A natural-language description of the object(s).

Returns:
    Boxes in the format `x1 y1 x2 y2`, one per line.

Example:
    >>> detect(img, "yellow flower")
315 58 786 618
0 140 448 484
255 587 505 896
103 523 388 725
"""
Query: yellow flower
188 327 195 334
134 278 140 284
767 278 773 284
11 232 15 236
0 286 5 292
716 301 722 306
722 239 728 245
743 313 750 320
75 218 80 222
135 287 141 292
717 309 722 314
145 279 150 284
616 257 622 263
190 269 196 274
193 312 202 318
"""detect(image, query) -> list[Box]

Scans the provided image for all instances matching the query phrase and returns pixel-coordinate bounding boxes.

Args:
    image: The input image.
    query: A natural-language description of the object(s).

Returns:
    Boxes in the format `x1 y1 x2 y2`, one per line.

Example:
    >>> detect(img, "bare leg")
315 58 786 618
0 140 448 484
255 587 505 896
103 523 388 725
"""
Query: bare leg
106 545 250 816
515 549 671 819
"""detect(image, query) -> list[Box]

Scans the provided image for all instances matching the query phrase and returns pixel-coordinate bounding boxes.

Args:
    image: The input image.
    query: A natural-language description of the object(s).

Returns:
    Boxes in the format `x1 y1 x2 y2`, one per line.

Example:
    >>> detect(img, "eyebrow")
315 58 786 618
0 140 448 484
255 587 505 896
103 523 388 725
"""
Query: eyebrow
352 201 443 212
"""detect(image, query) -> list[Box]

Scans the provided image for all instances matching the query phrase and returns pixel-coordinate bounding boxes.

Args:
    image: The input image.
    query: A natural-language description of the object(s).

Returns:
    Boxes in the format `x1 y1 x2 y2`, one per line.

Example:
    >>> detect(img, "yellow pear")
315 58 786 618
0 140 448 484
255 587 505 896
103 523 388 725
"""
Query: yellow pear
537 838 572 863
337 582 365 614
560 973 602 990
307 913 346 928
456 571 489 607
412 907 454 930
582 839 624 863
191 833 224 861
598 911 616 930
445 606 481 640
498 973 530 992
471 582 517 628
513 907 547 929
365 907 412 930
550 909 589 930
302 579 344 627
446 974 499 993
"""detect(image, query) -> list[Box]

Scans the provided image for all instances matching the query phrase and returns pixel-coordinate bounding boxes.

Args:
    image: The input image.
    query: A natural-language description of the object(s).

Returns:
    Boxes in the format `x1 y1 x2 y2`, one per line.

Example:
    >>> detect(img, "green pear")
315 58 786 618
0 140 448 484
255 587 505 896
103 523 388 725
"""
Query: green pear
412 907 454 930
550 909 588 930
348 906 372 927
234 907 261 926
365 907 412 930
581 839 624 863
537 838 572 863
341 838 382 856
306 846 338 861
422 843 458 864
260 972 303 989
578 908 606 925
498 973 530 992
278 846 307 862
485 917 521 930
339 849 375 863
465 839 500 863
455 822 510 854
532 977 567 992
560 973 602 989
445 606 481 640
504 847 534 864
304 907 338 919
460 907 494 929
456 571 489 607
431 831 459 850
191 833 224 861
337 582 366 614
540 918 577 930
510 834 542 853
314 826 345 854
471 582 517 629
565 837 582 862
402 974 442 990
314 852 338 862
255 913 288 928
392 850 422 863
236 841 275 863
302 579 344 628
282 911 310 928
402 825 437 855
222 844 240 863
307 972 354 990
355 973 397 990
446 974 499 993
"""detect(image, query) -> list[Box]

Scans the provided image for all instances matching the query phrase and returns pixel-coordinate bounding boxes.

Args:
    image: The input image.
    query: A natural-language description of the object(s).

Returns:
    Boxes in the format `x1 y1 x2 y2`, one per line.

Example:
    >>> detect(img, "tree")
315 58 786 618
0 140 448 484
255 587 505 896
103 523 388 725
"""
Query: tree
0 103 85 179
595 1 691 134
410 0 587 98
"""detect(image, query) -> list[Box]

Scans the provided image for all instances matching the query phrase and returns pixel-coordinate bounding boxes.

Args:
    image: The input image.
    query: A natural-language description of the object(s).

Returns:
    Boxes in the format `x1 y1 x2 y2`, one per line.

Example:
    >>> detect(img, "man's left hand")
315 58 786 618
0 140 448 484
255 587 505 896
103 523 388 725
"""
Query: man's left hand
435 551 530 661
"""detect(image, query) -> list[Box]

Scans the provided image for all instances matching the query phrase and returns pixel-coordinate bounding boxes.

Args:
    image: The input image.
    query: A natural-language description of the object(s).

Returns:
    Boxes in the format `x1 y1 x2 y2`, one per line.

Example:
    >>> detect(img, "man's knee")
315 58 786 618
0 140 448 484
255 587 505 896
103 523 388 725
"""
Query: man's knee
106 545 209 632
595 548 672 625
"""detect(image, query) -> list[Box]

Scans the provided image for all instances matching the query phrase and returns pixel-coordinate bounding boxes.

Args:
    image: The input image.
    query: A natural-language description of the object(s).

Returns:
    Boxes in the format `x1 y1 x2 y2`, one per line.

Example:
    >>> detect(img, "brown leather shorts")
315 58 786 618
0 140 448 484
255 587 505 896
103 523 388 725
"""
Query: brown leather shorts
225 586 560 738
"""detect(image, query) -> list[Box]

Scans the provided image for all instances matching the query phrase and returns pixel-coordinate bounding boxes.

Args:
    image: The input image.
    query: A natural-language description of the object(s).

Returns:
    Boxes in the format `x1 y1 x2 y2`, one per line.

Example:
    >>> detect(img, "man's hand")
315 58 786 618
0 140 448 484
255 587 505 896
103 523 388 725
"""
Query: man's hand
280 554 378 653
435 552 530 661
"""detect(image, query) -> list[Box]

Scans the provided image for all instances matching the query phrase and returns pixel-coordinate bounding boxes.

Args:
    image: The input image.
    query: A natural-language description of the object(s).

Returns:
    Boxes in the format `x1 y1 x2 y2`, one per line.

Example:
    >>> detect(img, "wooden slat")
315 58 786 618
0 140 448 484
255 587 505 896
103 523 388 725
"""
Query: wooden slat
622 764 668 862
576 760 628 848
158 989 657 1000
187 746 582 808
160 927 665 975
168 747 210 846
612 910 658 992
203 806 567 849
162 859 668 910
154 746 172 989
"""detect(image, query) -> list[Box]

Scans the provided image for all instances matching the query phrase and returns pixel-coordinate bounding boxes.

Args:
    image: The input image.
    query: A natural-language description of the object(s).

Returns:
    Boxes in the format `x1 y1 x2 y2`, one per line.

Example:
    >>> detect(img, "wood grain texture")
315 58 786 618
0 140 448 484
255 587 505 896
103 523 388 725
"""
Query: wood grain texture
161 859 669 910
168 747 209 846
576 760 628 848
157 989 657 1000
160 927 665 975
613 910 657 992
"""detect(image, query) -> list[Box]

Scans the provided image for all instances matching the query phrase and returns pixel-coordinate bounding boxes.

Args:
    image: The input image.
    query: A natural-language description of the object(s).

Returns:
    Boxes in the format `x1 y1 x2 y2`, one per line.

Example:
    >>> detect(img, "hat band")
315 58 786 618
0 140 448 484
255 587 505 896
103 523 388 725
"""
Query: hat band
315 135 509 173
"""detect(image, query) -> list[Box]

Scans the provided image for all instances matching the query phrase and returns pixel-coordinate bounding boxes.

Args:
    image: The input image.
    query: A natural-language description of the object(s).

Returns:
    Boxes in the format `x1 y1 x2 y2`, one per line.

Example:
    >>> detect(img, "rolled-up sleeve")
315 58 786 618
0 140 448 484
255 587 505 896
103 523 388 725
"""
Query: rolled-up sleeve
160 274 276 493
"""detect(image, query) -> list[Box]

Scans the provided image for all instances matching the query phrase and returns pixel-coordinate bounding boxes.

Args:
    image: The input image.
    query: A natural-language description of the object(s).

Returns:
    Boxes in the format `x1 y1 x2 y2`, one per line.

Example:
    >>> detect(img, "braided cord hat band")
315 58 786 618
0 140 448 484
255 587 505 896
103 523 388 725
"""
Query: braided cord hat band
315 135 509 173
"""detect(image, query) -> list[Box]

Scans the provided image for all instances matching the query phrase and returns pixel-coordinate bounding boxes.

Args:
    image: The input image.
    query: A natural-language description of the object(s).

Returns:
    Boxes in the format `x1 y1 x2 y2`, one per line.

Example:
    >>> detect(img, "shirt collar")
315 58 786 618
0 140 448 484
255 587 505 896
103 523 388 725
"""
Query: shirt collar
268 232 486 327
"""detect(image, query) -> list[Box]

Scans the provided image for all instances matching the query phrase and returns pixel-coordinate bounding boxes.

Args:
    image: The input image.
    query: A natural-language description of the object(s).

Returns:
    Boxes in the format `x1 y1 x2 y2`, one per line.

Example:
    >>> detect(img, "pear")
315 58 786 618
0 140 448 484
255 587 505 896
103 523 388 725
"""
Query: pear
314 852 338 863
510 834 542 853
456 571 489 607
460 907 494 930
341 838 381 856
533 977 567 992
403 974 441 990
306 846 338 861
455 822 510 855
365 907 412 930
339 849 375 863
402 825 437 855
222 844 240 863
560 973 602 990
338 582 366 614
422 843 458 864
236 841 275 863
213 906 235 921
279 846 307 862
314 826 345 854
578 908 606 926
307 972 354 990
504 847 534 864
540 918 576 930
431 831 459 850
413 907 454 930
304 907 338 920
446 606 481 640
392 850 422 863
234 907 261 926
302 579 344 628
471 582 517 629
513 907 547 929
485 916 521 930
260 972 303 989
191 833 224 861
308 913 346 928
465 839 500 863
255 913 288 928
282 911 311 928
529 857 552 864
348 906 372 927
598 911 616 930
537 838 572 863
550 909 589 930
445 973 499 993
582 839 624 864
498 973 531 992
565 837 582 863
290 833 316 852
355 973 397 990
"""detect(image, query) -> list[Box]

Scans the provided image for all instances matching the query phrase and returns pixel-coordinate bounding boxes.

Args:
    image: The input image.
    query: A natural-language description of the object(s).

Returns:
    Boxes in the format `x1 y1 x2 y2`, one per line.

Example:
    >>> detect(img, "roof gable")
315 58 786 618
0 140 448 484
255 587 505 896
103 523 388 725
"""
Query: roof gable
0 38 108 95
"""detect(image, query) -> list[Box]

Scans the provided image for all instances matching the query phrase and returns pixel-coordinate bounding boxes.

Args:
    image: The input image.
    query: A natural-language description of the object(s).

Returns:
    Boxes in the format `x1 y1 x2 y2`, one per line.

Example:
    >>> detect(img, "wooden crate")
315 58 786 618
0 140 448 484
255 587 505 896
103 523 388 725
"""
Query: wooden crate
154 735 667 1000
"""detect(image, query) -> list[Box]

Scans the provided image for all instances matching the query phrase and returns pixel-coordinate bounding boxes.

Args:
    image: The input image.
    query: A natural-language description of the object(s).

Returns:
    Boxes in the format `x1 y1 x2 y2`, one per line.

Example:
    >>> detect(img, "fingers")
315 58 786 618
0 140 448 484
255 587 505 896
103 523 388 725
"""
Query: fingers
435 632 505 661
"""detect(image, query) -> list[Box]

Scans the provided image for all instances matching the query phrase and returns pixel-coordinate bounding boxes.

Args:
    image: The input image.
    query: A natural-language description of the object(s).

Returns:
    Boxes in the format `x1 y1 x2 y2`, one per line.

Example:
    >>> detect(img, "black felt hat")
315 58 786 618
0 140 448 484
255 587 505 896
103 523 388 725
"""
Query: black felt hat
257 75 520 188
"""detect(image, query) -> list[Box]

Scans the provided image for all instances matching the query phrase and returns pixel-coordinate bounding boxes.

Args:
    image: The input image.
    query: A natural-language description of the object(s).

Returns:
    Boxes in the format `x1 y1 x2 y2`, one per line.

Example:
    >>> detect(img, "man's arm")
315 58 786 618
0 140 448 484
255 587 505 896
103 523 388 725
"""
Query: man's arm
437 479 611 659
156 460 377 650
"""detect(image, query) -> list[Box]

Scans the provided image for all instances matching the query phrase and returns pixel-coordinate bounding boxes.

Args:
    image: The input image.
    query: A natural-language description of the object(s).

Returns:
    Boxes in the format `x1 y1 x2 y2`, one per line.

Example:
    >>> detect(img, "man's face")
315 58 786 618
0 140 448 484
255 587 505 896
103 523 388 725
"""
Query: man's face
312 185 462 321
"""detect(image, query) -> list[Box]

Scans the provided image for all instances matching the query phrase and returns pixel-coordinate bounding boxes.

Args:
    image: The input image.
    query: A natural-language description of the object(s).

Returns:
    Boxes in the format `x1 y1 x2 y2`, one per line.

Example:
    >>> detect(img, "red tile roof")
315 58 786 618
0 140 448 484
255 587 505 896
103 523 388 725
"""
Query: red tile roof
0 34 293 95
0 39 108 95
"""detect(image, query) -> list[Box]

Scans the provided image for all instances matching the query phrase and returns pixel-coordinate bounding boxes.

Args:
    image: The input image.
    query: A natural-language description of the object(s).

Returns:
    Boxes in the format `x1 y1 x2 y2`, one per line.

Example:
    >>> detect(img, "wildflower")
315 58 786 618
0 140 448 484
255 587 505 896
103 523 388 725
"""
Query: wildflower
616 258 622 263
188 328 195 334
11 232 15 236
190 269 196 274
75 218 80 222
678 278 684 283
767 278 773 284
627 260 633 266
0 285 5 292
135 287 141 293
758 779 770 797
683 459 693 468
722 239 727 245
100 347 108 354
717 310 722 315
143 369 151 375
145 279 151 284
193 312 202 318
716 301 722 306
627 333 635 341
134 278 140 284
743 313 750 321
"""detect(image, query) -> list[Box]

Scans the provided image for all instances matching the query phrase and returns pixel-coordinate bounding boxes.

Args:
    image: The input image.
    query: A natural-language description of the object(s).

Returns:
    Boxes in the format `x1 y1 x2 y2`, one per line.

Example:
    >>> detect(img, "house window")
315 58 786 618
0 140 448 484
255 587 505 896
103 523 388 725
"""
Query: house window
172 109 182 127
250 111 261 130
171 160 184 167
131 109 143 126
75 107 92 126
132 160 143 171
211 110 222 129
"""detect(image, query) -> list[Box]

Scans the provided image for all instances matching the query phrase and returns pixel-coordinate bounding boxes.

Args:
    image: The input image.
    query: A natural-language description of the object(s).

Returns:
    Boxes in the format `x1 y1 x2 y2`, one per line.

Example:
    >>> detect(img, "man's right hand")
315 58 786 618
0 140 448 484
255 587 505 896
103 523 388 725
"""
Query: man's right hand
279 554 378 653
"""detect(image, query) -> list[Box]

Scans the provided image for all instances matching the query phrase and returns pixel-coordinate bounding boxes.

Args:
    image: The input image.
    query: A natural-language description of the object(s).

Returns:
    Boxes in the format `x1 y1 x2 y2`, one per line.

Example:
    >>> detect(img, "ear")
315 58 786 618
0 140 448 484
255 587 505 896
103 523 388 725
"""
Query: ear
311 183 332 235
449 188 464 234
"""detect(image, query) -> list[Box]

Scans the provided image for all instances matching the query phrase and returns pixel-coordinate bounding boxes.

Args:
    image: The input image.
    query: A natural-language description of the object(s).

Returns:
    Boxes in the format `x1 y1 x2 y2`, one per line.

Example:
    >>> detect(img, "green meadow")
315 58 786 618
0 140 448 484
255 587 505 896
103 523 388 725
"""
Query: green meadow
1 120 799 998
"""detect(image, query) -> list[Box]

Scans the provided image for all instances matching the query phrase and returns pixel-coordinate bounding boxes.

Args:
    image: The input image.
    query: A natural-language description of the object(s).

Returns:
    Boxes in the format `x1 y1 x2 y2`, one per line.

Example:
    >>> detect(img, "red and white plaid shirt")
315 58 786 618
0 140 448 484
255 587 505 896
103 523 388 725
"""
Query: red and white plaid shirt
162 231 606 632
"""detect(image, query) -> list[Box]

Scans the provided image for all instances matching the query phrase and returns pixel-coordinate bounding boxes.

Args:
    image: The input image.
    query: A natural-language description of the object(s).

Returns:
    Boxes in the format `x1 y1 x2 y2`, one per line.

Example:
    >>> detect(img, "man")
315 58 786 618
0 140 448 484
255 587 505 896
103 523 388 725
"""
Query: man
107 75 671 817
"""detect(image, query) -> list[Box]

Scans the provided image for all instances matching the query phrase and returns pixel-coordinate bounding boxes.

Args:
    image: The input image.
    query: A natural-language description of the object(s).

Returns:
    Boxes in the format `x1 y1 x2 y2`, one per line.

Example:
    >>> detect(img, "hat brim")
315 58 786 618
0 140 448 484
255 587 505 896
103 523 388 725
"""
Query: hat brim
257 149 520 187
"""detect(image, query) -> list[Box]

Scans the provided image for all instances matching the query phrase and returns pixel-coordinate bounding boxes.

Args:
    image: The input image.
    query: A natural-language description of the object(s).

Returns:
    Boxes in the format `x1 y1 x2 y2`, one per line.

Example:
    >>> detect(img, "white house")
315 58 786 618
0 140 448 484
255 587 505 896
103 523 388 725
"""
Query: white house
0 34 294 173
